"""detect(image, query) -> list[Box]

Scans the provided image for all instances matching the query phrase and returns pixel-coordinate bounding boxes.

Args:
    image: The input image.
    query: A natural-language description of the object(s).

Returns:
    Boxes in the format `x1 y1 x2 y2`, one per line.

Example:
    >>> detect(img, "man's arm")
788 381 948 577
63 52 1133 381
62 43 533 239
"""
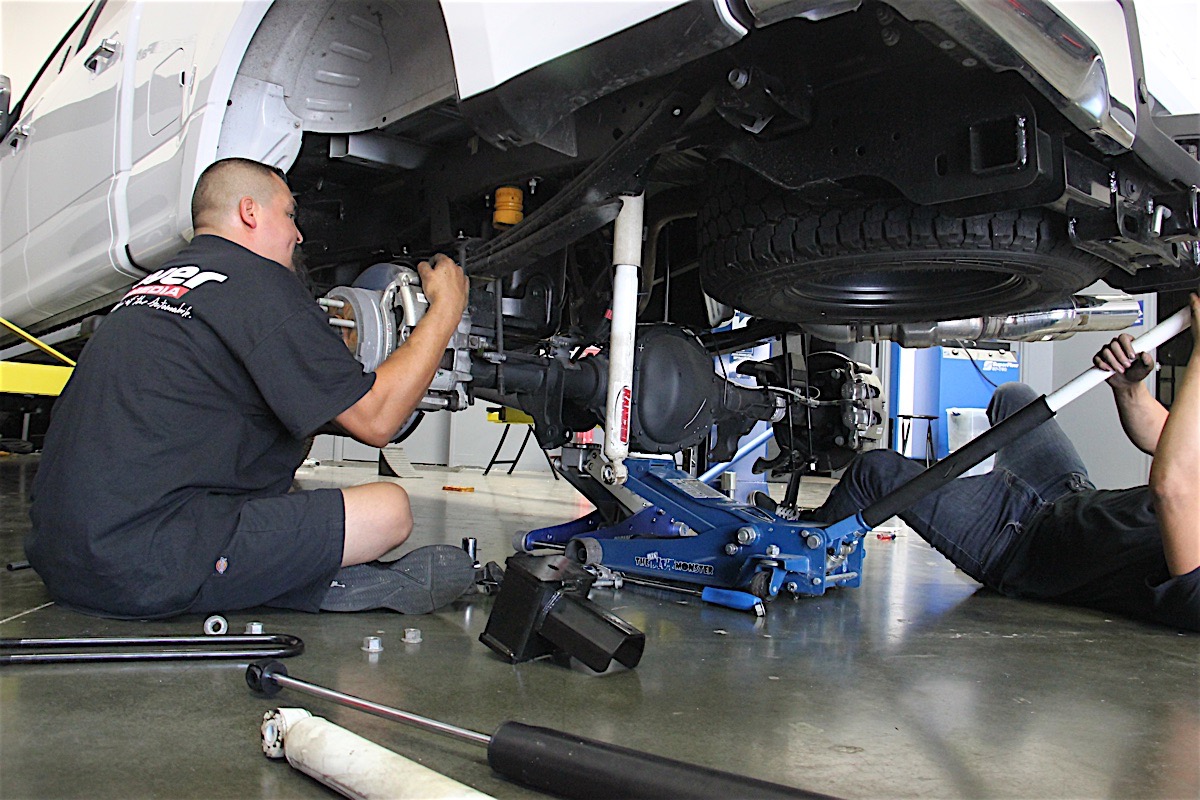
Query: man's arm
335 254 469 447
1148 294 1200 577
1093 333 1169 456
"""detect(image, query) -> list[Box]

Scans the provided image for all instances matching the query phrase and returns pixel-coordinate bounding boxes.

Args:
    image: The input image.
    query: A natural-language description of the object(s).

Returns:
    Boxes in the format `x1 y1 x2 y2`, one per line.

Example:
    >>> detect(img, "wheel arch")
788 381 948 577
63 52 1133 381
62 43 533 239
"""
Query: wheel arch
234 0 456 137
211 0 457 180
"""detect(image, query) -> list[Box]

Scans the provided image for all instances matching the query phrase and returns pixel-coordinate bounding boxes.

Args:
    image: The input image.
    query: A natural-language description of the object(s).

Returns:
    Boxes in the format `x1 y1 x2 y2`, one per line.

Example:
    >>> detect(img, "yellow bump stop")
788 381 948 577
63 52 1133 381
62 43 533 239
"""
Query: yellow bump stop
493 186 524 228
0 362 73 396
486 407 536 425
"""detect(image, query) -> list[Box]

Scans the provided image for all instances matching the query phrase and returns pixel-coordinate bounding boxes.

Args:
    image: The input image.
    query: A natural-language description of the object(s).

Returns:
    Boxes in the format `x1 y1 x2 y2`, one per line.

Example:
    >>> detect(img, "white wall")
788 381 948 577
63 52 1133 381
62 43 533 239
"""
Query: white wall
1136 0 1200 113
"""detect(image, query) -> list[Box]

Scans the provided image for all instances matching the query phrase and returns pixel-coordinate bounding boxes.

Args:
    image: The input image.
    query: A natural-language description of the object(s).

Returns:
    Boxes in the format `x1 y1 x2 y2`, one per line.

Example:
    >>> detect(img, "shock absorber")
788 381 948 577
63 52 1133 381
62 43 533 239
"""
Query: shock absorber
602 194 645 484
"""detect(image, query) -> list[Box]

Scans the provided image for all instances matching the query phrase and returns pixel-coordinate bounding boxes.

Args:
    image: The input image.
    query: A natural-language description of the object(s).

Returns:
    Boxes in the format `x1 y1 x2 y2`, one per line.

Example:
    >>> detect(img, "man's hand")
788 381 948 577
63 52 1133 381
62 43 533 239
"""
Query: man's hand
335 254 468 447
1094 332 1155 388
418 254 469 319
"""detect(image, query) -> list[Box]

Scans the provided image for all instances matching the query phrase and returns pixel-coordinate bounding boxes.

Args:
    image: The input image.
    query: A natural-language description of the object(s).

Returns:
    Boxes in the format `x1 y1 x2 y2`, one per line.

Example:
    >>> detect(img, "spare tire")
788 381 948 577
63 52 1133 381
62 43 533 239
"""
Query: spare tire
697 163 1110 324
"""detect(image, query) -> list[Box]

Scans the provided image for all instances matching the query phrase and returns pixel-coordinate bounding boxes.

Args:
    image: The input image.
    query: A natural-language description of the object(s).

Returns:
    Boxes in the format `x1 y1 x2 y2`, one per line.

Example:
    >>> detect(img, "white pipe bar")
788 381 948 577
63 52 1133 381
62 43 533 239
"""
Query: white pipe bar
699 428 775 485
602 194 645 484
1046 304 1192 413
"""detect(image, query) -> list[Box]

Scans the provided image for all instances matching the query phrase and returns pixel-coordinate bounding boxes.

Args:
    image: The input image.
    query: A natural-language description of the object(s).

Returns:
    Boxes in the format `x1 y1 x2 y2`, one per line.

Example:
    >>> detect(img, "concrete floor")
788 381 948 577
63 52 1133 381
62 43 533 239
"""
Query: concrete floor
1 454 1197 800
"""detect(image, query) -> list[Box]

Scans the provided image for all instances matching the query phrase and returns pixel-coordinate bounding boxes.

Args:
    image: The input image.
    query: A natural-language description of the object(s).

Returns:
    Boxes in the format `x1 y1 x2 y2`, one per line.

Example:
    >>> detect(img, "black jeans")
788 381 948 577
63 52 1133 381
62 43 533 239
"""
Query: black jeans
812 383 1094 587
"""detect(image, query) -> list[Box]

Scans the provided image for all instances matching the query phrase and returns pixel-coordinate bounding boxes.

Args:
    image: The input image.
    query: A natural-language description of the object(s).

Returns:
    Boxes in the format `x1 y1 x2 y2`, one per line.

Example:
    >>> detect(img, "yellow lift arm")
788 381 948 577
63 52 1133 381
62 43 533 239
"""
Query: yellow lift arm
0 316 75 396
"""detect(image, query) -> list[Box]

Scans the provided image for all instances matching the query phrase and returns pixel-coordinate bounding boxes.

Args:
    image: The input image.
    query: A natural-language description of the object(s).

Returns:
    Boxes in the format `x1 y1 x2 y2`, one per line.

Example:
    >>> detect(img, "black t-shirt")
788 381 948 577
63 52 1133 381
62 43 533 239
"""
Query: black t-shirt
1005 487 1200 631
27 235 374 616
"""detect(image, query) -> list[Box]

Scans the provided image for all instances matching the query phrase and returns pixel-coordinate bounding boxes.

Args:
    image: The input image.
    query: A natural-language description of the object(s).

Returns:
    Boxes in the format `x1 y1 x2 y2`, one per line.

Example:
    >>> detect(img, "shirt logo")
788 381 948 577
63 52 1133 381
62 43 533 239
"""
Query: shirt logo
121 265 229 301
215 556 229 575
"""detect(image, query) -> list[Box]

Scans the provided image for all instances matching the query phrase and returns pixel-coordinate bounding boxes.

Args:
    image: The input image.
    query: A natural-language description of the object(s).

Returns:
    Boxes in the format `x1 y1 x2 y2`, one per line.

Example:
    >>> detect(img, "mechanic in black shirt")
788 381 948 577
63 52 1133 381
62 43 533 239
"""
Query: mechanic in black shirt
28 158 476 618
806 295 1200 631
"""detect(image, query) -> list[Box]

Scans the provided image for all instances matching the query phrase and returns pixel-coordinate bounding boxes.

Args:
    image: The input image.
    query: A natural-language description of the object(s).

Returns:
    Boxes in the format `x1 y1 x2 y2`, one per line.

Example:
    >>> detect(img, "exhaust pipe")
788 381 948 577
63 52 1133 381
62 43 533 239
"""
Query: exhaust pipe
801 293 1142 348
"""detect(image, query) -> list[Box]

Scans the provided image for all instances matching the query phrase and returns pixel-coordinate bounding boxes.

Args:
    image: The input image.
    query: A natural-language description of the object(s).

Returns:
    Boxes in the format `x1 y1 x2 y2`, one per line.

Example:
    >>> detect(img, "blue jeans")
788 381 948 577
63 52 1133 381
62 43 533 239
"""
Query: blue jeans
812 383 1094 586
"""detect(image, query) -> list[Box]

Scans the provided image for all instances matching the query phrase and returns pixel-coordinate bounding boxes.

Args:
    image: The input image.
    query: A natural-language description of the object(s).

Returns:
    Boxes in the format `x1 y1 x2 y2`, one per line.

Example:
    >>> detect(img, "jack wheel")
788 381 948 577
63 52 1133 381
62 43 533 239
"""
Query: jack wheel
749 571 775 601
567 537 604 566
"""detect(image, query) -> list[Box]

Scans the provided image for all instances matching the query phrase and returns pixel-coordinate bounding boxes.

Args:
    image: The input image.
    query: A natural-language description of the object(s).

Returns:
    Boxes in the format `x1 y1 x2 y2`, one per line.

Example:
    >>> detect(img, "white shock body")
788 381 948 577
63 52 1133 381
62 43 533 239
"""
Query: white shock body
603 194 646 485
261 708 493 800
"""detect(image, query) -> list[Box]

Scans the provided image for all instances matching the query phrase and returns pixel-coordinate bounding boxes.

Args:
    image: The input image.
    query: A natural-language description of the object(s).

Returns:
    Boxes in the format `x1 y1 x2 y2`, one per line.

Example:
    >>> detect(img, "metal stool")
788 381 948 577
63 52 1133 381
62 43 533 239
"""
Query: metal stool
896 413 937 467
483 407 559 479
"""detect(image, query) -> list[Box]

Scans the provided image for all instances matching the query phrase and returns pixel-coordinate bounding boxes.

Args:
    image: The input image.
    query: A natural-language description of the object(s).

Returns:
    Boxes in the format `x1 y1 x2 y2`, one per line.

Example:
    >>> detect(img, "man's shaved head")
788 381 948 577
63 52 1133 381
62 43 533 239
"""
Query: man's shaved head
190 158 303 269
191 158 290 230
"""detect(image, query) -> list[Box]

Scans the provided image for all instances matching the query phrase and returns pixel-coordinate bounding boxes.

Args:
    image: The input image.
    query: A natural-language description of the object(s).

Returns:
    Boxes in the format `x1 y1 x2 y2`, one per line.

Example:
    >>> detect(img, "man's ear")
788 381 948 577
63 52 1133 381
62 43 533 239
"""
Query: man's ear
238 196 259 229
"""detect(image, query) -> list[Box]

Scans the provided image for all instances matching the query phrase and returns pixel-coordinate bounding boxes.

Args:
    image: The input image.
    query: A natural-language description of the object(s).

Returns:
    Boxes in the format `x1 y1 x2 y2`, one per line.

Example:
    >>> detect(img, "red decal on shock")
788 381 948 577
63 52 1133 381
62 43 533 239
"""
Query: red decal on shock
619 386 632 444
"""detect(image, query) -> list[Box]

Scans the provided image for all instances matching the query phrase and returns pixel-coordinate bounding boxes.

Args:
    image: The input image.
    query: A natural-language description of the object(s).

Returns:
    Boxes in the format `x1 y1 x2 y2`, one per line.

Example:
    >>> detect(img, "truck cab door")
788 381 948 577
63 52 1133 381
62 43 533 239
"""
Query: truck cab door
0 3 101 328
123 1 257 270
21 0 143 326
1 93 35 323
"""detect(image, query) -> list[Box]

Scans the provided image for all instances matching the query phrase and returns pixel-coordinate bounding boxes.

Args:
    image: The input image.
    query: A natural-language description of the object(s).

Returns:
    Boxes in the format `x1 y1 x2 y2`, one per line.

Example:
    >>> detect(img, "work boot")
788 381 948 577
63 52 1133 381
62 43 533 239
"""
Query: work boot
320 544 477 613
749 490 778 514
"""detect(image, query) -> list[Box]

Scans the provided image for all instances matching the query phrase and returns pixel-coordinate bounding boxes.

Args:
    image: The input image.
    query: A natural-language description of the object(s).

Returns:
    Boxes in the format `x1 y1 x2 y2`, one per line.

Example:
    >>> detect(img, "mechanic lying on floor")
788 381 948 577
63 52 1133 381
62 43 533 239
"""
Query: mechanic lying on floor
27 157 476 619
808 294 1200 632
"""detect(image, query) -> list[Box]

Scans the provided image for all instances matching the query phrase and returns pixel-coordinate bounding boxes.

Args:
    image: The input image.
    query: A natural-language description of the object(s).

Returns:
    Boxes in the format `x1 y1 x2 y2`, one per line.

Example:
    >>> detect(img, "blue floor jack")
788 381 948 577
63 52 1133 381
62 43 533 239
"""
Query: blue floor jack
516 445 866 613
517 303 1194 615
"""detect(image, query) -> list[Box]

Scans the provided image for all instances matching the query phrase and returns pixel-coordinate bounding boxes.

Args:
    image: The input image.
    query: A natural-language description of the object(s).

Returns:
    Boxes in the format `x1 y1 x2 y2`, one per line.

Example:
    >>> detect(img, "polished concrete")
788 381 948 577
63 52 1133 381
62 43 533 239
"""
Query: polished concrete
1 454 1197 800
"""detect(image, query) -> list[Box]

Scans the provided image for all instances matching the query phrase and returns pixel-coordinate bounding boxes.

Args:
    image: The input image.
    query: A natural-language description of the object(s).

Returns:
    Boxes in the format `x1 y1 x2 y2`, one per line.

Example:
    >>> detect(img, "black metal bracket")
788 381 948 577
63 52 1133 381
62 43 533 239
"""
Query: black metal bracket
479 554 644 673
1071 182 1200 278
718 76 1063 214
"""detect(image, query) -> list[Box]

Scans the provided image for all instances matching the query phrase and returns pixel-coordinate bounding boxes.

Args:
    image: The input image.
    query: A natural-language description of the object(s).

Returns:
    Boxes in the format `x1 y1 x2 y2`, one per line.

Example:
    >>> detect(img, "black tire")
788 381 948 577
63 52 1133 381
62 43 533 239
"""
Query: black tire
697 163 1110 323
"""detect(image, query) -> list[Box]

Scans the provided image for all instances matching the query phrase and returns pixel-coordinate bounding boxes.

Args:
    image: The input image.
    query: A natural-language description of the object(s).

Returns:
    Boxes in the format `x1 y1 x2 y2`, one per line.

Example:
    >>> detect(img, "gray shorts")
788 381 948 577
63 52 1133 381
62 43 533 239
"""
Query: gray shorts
186 487 345 614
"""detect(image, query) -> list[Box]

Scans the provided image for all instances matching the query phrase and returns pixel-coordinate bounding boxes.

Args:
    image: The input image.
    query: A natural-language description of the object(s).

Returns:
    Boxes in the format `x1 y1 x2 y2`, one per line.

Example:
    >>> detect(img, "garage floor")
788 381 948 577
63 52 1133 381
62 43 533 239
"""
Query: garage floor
1 454 1197 800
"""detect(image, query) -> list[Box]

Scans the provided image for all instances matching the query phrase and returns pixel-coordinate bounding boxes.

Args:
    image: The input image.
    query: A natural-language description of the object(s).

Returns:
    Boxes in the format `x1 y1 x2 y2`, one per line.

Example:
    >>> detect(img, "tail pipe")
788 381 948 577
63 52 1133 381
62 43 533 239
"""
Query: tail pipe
802 294 1143 348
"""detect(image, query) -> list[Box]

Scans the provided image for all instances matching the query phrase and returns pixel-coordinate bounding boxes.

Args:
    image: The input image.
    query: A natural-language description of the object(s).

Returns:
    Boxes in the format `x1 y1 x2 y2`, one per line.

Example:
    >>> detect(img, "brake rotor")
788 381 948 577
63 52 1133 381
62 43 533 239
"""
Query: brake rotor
323 286 395 372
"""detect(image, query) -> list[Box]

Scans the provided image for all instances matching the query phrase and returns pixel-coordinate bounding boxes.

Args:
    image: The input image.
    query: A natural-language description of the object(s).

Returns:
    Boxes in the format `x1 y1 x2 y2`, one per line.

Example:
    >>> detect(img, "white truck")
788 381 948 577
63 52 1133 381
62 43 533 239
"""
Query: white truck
2 0 1197 467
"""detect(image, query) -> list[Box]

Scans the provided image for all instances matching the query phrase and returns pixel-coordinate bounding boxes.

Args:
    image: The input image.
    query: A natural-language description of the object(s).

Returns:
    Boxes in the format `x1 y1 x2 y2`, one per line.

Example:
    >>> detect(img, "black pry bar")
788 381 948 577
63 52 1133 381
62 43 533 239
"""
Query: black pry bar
861 399 1053 529
245 660 839 800
0 634 304 665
